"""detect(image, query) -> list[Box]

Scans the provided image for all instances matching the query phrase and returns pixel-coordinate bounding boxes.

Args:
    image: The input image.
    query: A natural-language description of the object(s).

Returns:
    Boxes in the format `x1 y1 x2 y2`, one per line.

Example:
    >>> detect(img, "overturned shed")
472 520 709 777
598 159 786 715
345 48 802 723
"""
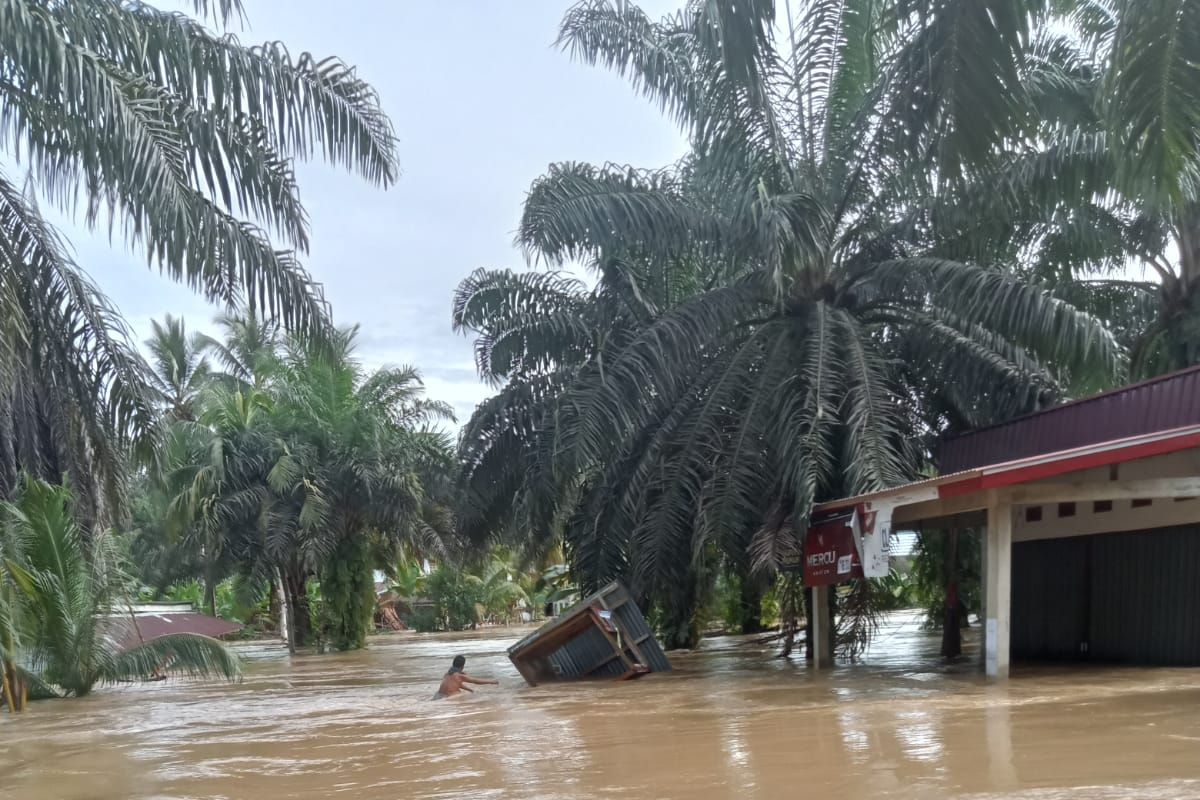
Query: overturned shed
508 582 670 686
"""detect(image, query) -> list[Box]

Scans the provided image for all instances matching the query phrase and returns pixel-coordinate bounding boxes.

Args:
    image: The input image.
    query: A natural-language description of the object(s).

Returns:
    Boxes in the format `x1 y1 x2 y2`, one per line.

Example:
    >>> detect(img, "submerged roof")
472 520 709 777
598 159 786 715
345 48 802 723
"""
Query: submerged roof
938 365 1200 473
818 424 1200 514
104 611 243 650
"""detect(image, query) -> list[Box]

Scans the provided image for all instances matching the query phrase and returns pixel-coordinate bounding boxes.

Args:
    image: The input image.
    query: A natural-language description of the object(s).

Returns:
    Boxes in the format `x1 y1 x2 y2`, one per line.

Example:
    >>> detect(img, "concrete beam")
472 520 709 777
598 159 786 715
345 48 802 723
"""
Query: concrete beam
1007 476 1200 505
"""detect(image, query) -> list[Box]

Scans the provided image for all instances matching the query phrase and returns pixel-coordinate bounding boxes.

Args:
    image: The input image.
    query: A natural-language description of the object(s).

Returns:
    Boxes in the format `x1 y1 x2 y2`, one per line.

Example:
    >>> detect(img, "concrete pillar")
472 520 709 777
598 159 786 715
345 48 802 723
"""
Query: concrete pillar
979 527 988 670
984 497 1013 679
812 586 833 669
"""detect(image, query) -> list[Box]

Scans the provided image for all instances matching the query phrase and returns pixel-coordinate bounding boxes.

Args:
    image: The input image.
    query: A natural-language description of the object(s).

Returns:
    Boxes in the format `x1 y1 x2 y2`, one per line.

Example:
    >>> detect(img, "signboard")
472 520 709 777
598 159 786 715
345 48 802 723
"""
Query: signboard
804 513 863 587
856 503 892 578
779 548 805 574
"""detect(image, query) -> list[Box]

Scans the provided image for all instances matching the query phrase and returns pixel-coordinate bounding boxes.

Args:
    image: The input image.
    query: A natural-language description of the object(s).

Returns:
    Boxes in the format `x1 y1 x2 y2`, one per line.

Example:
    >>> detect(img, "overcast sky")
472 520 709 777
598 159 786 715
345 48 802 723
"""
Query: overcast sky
45 0 687 424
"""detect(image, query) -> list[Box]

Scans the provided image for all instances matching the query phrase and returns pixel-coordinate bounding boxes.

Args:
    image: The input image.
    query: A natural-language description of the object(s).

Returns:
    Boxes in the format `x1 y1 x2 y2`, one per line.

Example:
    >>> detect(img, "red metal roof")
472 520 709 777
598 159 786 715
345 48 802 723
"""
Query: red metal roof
817 424 1200 513
105 612 243 650
938 366 1200 473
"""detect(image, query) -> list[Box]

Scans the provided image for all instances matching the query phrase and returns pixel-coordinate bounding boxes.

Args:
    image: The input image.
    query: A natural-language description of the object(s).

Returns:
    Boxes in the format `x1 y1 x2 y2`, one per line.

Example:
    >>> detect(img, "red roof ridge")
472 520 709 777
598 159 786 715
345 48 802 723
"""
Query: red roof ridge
943 364 1200 444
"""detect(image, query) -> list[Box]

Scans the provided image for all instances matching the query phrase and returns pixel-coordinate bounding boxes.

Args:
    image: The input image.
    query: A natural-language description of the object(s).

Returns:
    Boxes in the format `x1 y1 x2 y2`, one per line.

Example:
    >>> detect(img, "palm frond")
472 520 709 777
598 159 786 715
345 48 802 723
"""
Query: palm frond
105 632 241 684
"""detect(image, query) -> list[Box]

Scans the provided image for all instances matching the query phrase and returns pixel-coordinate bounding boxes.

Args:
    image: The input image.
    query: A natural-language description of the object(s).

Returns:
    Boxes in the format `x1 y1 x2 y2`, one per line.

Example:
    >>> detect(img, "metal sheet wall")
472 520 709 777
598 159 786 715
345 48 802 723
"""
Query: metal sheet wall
1011 536 1090 660
1011 524 1200 665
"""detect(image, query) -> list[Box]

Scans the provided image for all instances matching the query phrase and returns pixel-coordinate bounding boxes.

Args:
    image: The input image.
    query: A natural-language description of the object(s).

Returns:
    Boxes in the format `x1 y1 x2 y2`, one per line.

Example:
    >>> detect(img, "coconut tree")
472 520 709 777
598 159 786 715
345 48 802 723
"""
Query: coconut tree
1 477 239 709
456 0 1120 648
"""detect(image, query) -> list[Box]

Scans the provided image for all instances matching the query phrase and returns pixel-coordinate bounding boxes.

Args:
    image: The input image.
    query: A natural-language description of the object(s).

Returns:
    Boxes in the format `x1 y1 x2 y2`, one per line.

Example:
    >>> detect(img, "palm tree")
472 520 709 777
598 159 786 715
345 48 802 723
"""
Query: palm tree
1 0 397 521
269 329 455 650
0 182 156 526
1 477 239 710
159 321 456 652
146 316 212 422
949 1 1200 378
201 310 283 391
456 0 1119 648
1 0 396 335
161 379 278 621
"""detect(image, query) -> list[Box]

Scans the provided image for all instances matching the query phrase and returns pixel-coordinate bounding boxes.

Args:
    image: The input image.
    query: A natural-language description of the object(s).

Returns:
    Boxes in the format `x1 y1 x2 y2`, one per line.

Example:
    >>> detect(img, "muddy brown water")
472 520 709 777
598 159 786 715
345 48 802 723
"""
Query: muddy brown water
3 610 1200 799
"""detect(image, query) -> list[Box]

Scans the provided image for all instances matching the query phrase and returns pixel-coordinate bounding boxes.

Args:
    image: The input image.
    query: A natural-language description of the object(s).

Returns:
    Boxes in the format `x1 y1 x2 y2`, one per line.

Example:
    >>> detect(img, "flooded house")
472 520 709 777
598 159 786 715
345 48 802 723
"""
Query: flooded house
812 365 1200 677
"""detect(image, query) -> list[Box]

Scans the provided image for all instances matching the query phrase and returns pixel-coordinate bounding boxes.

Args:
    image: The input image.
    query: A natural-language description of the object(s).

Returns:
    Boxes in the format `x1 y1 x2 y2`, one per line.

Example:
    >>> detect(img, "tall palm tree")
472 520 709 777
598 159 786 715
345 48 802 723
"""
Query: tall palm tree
1 477 239 710
1 0 397 520
146 315 212 422
1 0 396 334
456 0 1119 647
951 1 1200 377
0 183 155 525
269 329 455 650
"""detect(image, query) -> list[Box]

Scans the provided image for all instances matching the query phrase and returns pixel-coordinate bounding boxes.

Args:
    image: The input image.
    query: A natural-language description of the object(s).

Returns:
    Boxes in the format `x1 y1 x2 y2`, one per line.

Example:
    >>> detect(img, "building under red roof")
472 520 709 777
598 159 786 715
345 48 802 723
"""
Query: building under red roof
809 367 1200 678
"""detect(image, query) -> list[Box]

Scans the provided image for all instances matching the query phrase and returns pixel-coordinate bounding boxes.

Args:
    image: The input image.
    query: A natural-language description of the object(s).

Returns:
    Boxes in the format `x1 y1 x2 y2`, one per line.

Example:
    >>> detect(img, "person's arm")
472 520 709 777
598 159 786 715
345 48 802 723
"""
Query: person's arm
461 673 499 685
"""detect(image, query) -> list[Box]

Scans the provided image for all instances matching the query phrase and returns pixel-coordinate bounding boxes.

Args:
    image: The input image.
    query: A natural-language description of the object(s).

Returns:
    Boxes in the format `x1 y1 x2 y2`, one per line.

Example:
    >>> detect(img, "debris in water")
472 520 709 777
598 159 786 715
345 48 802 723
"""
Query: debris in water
507 581 670 686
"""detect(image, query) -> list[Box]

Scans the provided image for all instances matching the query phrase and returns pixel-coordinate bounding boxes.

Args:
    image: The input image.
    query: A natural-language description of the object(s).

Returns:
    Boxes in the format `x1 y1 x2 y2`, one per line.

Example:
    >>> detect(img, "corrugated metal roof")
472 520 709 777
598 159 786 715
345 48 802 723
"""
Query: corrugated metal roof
938 365 1200 473
104 612 243 650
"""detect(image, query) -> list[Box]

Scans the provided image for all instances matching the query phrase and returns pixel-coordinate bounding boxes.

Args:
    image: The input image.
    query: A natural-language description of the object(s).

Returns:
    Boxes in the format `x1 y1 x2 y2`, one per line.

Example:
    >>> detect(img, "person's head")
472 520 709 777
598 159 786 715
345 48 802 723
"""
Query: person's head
450 655 466 673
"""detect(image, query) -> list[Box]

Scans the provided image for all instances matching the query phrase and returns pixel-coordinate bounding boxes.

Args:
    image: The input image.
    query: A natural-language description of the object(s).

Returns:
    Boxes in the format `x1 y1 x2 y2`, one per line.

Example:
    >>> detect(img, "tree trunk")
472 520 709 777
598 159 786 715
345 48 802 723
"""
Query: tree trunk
739 574 767 634
276 568 295 654
941 527 962 660
282 569 312 650
267 576 282 635
204 573 217 618
658 570 705 650
1 660 24 713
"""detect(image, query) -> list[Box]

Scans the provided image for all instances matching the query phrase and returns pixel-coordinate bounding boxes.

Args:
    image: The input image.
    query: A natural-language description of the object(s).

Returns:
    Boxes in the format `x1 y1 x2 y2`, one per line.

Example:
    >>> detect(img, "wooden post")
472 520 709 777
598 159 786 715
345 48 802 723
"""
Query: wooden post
942 523 962 659
985 497 1013 679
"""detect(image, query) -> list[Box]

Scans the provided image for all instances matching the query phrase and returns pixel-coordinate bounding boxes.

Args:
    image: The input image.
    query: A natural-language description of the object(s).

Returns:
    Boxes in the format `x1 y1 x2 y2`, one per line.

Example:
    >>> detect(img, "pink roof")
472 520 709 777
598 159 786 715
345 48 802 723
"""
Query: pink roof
105 612 243 651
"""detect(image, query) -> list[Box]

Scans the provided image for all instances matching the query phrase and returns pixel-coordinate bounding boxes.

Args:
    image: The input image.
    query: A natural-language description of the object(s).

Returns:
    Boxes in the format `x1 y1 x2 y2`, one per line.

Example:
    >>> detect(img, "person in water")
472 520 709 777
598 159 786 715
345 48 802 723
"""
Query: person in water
433 655 498 699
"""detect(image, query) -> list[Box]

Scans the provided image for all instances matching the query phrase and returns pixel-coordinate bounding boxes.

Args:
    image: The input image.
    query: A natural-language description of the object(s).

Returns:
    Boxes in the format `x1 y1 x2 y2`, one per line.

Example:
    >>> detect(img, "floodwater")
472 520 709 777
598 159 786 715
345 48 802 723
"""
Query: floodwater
3 611 1200 799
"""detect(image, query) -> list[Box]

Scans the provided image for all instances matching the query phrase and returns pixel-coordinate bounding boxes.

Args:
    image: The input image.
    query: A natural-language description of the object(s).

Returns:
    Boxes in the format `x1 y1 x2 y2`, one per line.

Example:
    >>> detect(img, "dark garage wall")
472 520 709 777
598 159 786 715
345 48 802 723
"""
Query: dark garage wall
1012 525 1200 665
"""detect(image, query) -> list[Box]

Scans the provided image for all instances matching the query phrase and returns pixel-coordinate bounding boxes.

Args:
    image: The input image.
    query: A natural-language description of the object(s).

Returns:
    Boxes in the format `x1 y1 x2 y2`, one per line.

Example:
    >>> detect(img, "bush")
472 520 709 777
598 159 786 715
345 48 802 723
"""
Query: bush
405 607 440 633
425 567 481 630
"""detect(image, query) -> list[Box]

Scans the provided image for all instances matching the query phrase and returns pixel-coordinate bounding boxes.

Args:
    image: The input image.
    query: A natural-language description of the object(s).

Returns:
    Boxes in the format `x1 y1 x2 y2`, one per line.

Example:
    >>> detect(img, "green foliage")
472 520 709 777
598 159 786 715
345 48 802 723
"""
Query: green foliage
1 477 239 702
145 313 458 652
0 0 398 337
871 569 920 612
424 566 482 631
910 530 982 629
455 0 1119 652
1 0 399 531
405 607 440 633
320 536 374 651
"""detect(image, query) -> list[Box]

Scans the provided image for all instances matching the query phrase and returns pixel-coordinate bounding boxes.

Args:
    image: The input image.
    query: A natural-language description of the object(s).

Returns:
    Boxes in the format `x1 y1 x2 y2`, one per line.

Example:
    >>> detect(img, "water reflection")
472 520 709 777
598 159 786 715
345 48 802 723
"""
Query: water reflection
3 613 1200 799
